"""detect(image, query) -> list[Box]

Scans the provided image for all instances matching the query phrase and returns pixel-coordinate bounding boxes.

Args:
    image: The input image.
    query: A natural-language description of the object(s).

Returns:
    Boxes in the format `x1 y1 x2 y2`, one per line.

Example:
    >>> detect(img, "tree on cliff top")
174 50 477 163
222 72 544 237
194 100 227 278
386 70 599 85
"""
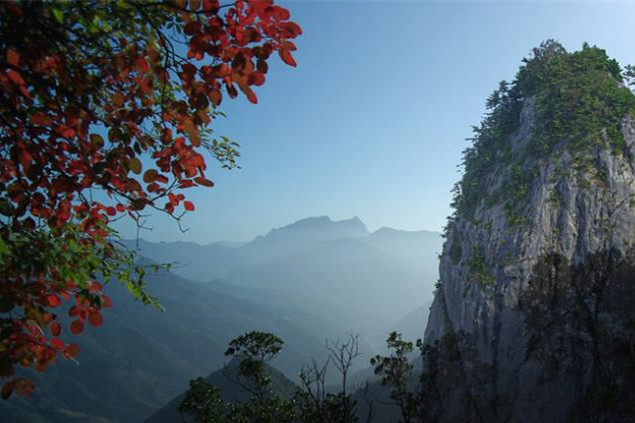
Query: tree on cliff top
0 0 301 399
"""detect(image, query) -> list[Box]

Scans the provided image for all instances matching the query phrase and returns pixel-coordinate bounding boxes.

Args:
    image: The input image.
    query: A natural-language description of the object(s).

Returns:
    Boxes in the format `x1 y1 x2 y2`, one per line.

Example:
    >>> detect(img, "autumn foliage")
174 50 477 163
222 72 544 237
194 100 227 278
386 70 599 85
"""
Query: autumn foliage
0 0 300 399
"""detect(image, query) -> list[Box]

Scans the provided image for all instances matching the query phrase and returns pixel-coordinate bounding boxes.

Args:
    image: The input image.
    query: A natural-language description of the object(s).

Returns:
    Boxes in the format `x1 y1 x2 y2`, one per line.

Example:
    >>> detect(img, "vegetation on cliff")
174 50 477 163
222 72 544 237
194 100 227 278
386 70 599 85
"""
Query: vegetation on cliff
450 41 635 226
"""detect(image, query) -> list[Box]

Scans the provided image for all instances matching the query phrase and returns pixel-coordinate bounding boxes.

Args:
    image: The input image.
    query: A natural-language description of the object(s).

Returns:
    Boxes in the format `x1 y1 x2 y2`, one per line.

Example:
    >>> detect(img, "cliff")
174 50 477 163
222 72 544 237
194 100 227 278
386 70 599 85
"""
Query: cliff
424 41 635 423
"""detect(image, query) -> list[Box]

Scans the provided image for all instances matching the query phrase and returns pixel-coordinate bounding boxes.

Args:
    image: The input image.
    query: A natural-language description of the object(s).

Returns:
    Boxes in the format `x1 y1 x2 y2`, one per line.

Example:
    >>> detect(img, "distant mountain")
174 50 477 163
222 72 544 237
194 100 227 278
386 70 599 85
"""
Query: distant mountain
125 217 442 297
0 265 347 423
1 216 442 423
225 238 430 333
245 216 368 258
124 216 442 360
145 358 298 423
215 241 244 248
124 216 370 282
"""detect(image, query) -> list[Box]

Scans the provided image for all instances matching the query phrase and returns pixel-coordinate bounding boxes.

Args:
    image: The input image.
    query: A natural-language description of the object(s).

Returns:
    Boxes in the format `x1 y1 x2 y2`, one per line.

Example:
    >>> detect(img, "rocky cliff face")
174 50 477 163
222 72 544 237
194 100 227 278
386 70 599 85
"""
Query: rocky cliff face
424 42 635 423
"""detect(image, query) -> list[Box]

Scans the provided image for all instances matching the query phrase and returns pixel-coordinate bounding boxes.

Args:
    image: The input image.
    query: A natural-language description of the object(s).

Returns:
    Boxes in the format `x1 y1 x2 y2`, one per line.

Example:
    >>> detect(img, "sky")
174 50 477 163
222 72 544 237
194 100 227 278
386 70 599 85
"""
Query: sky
116 0 635 244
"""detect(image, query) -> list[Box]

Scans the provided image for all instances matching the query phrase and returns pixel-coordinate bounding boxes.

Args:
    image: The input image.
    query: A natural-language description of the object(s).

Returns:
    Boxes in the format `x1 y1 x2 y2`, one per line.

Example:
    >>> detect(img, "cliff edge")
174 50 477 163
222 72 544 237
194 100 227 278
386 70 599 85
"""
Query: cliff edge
424 41 635 423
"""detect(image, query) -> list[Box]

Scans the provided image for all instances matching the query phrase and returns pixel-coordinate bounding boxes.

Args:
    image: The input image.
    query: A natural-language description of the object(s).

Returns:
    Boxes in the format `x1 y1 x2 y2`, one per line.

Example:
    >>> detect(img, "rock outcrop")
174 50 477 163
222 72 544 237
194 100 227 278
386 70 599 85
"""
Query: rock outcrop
424 42 635 423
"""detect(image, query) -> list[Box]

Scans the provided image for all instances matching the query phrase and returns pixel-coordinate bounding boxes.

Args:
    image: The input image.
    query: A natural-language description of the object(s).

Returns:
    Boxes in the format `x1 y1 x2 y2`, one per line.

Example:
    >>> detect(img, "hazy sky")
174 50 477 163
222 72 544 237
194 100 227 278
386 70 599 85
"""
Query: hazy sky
116 1 635 244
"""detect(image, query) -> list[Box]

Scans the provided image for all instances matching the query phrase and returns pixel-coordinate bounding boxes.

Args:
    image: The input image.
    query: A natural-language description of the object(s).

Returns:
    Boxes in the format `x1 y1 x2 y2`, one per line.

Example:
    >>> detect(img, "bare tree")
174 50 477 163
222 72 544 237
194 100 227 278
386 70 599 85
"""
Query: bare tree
327 334 363 413
296 333 365 423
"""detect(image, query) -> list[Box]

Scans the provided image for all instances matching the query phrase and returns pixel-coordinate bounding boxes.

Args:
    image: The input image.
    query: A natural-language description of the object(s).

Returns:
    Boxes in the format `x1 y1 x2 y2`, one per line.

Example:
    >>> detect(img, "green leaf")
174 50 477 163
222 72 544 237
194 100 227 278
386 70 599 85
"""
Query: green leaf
0 198 14 216
90 134 104 148
0 237 9 258
53 8 64 24
129 157 142 174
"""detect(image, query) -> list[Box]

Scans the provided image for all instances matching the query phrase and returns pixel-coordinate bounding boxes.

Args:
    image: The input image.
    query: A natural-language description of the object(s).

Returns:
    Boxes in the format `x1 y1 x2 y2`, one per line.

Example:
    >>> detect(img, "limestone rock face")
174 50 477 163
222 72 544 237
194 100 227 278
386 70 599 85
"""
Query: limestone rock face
424 45 635 423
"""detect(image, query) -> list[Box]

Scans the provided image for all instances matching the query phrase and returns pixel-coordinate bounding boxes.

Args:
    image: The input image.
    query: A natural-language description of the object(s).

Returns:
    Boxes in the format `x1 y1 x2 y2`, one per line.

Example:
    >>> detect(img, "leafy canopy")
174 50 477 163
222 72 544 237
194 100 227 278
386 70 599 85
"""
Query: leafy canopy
0 0 300 399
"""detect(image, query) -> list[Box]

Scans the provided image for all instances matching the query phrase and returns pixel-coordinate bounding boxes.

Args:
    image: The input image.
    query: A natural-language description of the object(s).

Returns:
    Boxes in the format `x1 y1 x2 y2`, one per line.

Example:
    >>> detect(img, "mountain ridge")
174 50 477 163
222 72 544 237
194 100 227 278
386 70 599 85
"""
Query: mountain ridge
124 216 441 283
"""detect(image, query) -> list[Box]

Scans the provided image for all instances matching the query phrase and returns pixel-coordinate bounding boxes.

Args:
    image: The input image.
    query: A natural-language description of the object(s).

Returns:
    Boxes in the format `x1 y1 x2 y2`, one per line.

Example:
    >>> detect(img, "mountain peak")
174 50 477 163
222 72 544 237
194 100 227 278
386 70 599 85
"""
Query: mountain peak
373 226 398 235
288 215 333 228
279 216 367 234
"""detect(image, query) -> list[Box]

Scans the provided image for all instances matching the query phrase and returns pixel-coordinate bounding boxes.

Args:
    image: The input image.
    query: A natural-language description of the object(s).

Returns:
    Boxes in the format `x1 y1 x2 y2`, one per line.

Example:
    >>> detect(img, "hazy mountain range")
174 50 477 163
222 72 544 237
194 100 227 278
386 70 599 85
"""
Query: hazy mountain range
127 216 441 333
1 216 442 423
125 216 440 281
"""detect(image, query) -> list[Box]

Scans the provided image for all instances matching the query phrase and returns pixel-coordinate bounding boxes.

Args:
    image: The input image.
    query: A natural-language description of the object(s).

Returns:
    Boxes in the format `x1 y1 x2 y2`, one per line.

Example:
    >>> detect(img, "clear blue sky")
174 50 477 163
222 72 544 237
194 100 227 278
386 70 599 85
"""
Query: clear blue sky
116 1 635 244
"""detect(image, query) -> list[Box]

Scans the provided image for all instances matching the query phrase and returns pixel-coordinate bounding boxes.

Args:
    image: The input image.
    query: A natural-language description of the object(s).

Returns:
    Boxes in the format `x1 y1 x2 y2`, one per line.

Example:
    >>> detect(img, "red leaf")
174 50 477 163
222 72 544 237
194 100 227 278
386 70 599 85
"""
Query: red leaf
243 86 258 104
257 60 268 74
278 49 297 67
102 295 113 308
70 319 84 335
31 112 53 126
88 281 103 292
47 294 61 307
51 337 64 349
194 177 214 187
113 91 124 107
63 127 75 138
183 120 200 147
184 201 195 211
65 343 80 358
208 89 222 107
155 174 169 184
282 40 297 51
202 0 219 13
56 125 75 138
226 83 238 98
143 169 158 183
13 379 35 396
50 322 61 336
6 49 19 67
7 69 25 86
248 72 265 87
36 357 54 373
88 312 103 327
1 382 13 400
168 192 179 206
283 21 302 37
273 6 290 20
136 57 149 73
18 147 32 170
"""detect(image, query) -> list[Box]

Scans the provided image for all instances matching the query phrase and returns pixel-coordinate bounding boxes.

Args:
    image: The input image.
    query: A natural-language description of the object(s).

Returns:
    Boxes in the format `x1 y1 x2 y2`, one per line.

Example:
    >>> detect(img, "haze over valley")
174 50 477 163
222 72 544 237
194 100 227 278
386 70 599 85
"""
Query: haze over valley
2 217 442 423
